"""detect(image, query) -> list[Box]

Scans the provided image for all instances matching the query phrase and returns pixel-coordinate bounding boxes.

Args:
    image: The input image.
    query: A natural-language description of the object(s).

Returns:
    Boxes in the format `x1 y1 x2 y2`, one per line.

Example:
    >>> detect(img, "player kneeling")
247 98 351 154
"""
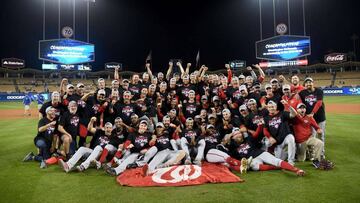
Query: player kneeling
292 103 325 168
58 117 111 172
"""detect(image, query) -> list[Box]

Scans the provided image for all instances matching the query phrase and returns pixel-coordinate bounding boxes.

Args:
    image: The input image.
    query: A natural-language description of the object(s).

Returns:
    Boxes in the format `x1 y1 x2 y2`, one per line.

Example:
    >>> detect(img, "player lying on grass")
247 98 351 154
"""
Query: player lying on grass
207 128 305 176
23 106 57 169
58 117 112 172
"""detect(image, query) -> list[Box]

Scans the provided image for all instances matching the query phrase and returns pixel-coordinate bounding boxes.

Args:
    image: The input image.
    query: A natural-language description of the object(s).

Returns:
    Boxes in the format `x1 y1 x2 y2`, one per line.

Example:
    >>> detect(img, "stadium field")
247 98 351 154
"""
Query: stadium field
0 96 359 203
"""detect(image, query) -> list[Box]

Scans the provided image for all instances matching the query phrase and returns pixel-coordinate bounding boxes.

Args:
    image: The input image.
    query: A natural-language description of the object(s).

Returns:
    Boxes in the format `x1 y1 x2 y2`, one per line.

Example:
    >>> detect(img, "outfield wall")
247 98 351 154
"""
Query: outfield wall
0 86 359 102
0 93 50 102
322 87 360 96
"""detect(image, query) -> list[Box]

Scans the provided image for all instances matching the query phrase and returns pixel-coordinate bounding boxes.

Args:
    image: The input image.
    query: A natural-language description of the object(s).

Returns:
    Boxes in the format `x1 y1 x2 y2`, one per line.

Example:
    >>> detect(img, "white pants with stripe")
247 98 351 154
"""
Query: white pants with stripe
67 146 103 169
180 137 205 161
274 134 296 165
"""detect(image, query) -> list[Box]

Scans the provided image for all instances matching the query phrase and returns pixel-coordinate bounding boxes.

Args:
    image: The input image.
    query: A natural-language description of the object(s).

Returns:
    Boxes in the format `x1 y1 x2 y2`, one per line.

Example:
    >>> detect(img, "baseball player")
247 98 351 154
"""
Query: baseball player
105 120 156 176
23 106 57 169
142 122 186 176
58 118 112 172
36 93 45 110
223 128 305 176
58 101 81 159
23 93 32 116
263 100 297 165
180 117 205 166
299 77 326 147
39 91 64 120
292 103 324 168
95 117 127 169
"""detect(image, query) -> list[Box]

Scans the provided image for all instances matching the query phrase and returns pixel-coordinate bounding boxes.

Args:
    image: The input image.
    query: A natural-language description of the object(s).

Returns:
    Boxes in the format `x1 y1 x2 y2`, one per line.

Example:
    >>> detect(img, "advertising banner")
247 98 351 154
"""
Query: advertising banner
323 87 360 95
105 62 122 70
42 64 92 71
0 93 50 101
1 58 25 68
324 53 347 64
229 60 246 69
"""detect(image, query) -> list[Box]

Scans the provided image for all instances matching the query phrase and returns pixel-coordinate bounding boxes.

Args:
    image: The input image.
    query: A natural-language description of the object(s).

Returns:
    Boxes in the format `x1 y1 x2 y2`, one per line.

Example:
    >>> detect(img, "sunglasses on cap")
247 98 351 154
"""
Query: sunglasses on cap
266 87 272 90
99 93 105 96
78 85 84 88
283 88 290 91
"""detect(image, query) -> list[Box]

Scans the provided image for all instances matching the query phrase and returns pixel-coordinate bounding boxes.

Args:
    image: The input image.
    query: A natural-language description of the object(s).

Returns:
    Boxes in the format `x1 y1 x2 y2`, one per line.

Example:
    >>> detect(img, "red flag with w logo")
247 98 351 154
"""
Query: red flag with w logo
117 163 243 187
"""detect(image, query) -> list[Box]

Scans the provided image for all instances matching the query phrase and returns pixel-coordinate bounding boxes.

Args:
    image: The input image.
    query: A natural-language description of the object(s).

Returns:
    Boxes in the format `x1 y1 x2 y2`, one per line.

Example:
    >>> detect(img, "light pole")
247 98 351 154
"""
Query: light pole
351 34 359 61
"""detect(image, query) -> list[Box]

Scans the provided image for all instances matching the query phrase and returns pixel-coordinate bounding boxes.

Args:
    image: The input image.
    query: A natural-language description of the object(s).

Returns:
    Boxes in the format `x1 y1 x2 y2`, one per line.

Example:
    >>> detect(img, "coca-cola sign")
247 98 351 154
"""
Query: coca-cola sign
324 53 347 64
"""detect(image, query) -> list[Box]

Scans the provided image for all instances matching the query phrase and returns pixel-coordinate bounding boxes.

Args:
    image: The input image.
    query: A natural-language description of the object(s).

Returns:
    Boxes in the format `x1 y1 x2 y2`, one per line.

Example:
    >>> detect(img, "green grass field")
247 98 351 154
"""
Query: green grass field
0 96 359 203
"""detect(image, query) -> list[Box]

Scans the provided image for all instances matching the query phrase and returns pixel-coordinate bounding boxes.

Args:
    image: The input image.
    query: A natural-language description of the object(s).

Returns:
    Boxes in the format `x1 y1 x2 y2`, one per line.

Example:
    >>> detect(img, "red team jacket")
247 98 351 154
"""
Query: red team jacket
292 114 320 143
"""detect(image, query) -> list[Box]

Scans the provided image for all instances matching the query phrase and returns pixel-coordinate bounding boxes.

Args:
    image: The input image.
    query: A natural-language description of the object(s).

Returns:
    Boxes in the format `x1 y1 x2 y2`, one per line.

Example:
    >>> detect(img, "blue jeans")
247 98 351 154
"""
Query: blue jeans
35 139 50 162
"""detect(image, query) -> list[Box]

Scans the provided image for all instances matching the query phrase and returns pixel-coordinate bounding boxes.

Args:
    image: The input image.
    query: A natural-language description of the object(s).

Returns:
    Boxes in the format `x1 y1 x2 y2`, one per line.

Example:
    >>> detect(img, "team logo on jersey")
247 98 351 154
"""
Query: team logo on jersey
181 88 191 97
47 126 55 134
184 131 197 139
92 104 100 114
237 143 250 155
129 86 140 93
305 95 317 106
212 87 218 95
186 105 197 114
122 106 134 116
54 109 61 117
232 90 241 100
135 135 148 147
70 116 79 126
152 165 202 184
78 100 86 108
269 117 282 129
156 136 170 145
115 132 124 139
204 136 217 143
99 136 110 146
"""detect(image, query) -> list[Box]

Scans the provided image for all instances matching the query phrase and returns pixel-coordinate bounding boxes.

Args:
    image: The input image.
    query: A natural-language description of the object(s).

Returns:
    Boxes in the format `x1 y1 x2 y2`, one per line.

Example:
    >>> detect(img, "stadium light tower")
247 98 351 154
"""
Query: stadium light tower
85 0 96 43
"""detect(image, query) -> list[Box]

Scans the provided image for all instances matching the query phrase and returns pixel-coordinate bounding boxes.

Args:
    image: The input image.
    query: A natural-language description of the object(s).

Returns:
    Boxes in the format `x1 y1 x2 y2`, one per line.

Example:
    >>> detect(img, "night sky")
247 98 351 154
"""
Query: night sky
1 0 360 72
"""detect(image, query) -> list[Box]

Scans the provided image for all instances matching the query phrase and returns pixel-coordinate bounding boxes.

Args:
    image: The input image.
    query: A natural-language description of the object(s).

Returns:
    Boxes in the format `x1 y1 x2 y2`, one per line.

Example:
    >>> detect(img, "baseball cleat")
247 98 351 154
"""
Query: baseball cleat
296 169 305 176
102 163 111 171
184 159 192 165
247 156 253 170
240 158 248 174
105 167 117 176
126 162 139 169
58 159 71 173
91 160 102 170
40 160 47 169
193 159 202 166
23 152 34 162
76 165 85 172
312 160 320 169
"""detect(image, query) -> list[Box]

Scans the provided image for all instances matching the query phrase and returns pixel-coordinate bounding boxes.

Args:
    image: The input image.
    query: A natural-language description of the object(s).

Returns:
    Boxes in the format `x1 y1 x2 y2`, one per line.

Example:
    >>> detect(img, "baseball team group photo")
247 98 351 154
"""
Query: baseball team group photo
0 0 359 202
